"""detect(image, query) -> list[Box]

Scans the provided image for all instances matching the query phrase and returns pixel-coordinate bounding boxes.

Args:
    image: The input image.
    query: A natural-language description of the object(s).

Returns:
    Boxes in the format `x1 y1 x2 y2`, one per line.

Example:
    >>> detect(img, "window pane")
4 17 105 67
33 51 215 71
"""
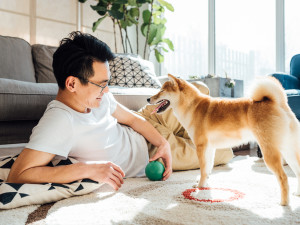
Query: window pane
162 0 208 79
285 0 300 73
216 0 275 87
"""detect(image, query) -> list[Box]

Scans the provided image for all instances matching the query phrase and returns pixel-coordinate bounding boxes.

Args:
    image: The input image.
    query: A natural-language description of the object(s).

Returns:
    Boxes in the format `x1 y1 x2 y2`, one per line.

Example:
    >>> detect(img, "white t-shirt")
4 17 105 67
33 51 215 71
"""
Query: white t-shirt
26 92 149 177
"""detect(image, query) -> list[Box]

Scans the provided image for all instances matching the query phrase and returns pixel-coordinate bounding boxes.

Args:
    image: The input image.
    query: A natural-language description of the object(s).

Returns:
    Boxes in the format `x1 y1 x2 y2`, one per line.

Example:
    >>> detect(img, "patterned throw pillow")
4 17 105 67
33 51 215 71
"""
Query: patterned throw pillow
109 54 161 88
0 155 102 209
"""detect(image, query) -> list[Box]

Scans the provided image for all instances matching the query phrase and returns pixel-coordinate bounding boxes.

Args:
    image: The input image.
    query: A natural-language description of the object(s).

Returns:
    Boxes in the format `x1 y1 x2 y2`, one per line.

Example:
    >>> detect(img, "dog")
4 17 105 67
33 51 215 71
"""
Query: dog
147 74 300 206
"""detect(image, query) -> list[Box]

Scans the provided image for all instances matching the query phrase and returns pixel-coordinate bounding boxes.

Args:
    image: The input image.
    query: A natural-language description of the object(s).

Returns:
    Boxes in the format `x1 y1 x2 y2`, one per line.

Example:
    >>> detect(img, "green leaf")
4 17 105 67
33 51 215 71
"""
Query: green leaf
153 16 166 25
111 3 122 11
90 5 107 11
142 9 151 24
157 0 174 11
114 0 128 3
163 38 174 51
120 20 129 28
141 23 148 36
96 10 107 16
90 2 107 16
129 7 139 17
136 0 148 3
153 4 160 10
128 0 137 6
160 18 167 24
161 47 168 52
92 16 107 32
153 11 161 18
148 24 158 45
155 49 164 62
108 7 124 20
151 25 165 45
128 15 138 24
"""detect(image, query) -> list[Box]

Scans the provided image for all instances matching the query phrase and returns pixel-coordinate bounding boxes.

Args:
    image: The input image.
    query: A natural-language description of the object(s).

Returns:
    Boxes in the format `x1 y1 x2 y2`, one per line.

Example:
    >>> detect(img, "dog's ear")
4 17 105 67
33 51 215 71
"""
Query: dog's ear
168 74 178 85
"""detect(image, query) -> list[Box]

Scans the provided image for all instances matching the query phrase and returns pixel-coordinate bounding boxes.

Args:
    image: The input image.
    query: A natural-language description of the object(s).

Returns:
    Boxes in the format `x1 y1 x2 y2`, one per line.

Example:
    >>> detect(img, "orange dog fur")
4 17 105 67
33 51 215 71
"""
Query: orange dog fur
148 74 300 206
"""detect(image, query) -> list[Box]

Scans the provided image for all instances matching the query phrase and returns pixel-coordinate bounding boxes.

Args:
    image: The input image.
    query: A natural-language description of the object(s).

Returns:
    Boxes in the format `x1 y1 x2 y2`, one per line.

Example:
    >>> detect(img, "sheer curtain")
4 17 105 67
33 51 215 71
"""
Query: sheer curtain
162 0 276 88
215 0 275 88
161 0 208 79
162 0 300 90
285 0 300 72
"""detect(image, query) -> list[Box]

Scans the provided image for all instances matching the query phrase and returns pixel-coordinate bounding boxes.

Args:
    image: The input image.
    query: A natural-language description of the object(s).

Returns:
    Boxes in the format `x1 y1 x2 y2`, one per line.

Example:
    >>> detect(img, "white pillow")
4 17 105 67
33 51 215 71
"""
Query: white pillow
0 155 102 209
109 53 161 88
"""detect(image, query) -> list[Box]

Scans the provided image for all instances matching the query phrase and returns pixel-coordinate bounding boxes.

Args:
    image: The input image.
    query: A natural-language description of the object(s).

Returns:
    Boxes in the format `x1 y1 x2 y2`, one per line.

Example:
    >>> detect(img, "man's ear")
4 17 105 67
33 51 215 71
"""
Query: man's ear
65 76 77 92
168 74 178 85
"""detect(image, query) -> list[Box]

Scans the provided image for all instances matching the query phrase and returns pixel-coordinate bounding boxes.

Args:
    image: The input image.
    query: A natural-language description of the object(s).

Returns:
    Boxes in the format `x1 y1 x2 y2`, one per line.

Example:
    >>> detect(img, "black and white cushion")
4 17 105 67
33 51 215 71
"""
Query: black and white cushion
109 54 161 88
0 155 102 209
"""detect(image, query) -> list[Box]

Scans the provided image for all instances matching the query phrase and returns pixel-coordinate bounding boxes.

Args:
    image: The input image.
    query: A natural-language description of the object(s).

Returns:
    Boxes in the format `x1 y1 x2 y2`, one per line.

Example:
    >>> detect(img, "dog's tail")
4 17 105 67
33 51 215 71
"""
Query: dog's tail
249 76 287 105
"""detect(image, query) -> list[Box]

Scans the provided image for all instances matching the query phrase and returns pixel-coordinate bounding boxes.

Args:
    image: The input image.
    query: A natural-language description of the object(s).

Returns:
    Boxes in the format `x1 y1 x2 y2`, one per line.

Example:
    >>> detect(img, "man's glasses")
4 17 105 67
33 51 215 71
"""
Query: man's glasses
77 76 110 94
87 80 110 93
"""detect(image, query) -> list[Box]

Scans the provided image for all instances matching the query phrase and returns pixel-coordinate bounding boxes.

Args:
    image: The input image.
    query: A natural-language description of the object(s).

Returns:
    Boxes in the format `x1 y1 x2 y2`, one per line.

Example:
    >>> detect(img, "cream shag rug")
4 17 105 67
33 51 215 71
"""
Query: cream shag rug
1 156 300 225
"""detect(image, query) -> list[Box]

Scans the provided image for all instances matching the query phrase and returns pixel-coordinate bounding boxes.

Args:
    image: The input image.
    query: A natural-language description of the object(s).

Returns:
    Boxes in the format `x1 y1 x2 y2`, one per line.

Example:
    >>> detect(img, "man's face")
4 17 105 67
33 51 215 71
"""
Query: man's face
76 61 110 110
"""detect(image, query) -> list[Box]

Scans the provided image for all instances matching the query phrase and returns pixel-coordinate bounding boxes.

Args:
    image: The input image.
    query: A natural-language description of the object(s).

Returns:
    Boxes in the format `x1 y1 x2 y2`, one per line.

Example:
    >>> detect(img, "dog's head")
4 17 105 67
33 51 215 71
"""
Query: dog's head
147 74 186 114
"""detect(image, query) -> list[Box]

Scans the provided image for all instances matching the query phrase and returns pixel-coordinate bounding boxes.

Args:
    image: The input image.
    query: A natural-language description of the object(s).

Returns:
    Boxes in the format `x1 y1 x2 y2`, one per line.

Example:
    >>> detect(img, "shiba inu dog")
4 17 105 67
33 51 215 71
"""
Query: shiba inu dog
148 74 300 205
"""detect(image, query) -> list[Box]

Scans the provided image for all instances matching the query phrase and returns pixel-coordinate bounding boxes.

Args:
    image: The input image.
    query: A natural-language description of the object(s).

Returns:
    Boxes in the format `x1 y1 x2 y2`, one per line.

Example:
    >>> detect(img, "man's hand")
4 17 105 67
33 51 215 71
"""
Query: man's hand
85 161 125 190
149 140 172 181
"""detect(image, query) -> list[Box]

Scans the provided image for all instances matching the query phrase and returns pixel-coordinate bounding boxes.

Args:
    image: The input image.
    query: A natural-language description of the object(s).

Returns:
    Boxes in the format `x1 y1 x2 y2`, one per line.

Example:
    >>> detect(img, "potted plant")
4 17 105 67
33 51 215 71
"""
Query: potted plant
78 0 174 63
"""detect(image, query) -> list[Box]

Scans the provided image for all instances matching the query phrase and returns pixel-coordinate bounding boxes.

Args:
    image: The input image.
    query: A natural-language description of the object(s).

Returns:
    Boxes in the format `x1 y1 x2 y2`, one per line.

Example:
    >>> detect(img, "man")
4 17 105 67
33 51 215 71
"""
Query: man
7 31 172 191
7 32 233 190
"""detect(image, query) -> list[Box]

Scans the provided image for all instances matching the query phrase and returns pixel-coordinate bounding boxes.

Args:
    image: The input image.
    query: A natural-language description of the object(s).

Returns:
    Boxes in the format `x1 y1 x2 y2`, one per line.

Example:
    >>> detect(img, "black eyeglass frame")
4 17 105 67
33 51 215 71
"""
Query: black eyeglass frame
77 76 110 93
87 80 110 93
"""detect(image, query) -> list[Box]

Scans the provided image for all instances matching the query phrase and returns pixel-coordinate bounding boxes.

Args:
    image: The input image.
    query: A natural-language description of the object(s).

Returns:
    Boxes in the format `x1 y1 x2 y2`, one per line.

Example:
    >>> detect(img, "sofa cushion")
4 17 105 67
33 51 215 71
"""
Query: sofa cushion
0 78 58 121
109 54 161 88
0 121 38 145
0 36 36 83
32 44 58 83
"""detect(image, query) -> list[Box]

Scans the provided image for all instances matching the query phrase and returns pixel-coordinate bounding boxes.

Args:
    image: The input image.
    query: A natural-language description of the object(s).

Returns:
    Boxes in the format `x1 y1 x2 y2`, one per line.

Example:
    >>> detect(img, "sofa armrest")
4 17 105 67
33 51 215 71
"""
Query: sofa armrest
268 73 300 90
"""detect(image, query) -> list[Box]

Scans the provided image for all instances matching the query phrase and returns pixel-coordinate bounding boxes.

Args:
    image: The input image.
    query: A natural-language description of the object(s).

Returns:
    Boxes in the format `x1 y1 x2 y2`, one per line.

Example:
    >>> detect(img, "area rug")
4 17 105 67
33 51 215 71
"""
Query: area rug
1 156 300 225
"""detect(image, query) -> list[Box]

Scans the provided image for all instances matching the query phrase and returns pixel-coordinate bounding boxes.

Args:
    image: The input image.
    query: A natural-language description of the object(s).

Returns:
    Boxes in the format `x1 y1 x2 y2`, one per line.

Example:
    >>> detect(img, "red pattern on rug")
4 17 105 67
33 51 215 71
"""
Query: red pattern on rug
182 187 245 203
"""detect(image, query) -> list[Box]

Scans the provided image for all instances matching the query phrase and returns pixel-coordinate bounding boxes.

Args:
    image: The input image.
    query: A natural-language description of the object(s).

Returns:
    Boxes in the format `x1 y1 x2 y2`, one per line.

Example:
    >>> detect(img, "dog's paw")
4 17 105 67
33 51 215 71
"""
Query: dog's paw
192 182 205 188
280 199 289 206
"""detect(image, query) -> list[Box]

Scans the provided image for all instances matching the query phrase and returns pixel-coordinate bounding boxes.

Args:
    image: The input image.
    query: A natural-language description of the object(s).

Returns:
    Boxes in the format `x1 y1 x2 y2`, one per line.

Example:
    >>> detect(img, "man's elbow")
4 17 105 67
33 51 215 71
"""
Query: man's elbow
7 170 25 183
7 173 19 183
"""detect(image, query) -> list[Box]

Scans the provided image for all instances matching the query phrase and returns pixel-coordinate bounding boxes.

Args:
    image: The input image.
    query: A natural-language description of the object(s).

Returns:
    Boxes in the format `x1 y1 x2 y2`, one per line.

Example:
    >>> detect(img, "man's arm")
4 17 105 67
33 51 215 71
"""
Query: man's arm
112 103 172 180
7 148 125 190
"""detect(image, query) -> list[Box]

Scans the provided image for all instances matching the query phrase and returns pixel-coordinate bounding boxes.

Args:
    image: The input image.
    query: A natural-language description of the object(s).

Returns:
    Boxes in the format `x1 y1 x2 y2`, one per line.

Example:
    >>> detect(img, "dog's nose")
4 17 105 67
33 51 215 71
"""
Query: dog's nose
147 98 151 103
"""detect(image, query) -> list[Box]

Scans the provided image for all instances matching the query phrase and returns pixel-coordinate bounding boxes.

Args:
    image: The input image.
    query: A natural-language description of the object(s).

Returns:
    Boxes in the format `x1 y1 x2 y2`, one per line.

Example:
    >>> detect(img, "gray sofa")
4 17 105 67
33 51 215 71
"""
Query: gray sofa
0 35 162 145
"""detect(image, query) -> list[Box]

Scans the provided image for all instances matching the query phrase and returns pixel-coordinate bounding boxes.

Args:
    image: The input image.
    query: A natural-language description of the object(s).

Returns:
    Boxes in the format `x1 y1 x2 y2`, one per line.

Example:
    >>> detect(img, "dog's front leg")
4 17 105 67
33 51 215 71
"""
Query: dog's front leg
195 141 210 188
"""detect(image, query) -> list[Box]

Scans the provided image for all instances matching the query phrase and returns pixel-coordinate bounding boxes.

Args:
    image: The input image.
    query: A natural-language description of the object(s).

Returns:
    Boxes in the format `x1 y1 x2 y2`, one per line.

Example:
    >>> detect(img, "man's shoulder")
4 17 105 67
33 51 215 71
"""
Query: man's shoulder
41 100 74 123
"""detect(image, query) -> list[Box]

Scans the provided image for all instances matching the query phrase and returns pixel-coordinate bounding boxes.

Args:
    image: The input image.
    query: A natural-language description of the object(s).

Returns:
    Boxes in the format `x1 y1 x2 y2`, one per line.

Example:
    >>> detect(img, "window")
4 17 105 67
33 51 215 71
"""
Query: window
215 0 275 86
285 0 300 73
162 0 300 89
161 0 208 79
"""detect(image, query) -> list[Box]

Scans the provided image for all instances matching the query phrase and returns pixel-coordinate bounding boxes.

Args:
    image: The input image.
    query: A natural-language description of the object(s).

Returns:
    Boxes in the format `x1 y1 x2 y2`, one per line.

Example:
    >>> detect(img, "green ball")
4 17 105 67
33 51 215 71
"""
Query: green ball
145 161 165 181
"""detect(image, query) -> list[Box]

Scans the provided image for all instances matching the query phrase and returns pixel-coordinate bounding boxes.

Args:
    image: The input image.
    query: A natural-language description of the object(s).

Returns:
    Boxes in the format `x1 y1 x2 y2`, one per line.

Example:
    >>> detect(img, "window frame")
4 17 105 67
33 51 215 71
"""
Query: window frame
159 0 286 76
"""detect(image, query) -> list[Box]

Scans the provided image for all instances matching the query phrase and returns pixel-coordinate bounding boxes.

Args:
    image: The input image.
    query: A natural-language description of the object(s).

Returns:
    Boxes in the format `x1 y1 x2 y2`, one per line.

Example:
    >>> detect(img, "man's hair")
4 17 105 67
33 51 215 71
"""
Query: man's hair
52 31 115 89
